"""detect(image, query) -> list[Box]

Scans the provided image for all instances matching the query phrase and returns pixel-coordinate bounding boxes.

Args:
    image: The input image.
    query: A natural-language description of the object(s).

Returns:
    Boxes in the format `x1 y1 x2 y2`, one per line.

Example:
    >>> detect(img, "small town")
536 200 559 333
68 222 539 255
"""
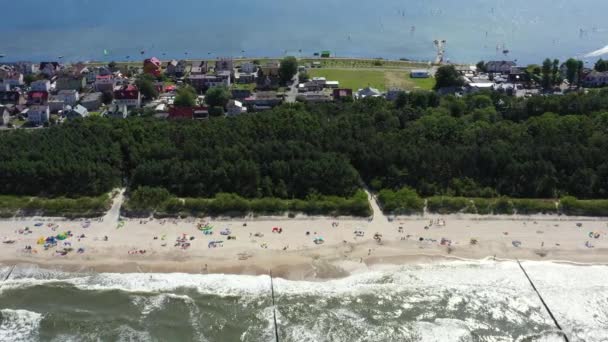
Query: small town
1 53 606 127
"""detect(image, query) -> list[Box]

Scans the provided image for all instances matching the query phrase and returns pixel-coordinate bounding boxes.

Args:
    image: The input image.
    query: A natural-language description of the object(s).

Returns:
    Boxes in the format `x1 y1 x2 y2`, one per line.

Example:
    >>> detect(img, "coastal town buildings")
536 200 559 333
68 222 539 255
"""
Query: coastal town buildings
144 57 162 77
114 85 141 108
27 105 50 124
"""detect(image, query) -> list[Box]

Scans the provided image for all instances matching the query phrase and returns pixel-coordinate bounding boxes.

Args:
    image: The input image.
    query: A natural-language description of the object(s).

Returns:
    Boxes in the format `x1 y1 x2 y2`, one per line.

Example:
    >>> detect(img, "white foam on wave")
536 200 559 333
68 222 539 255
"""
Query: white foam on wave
3 261 608 341
0 309 42 342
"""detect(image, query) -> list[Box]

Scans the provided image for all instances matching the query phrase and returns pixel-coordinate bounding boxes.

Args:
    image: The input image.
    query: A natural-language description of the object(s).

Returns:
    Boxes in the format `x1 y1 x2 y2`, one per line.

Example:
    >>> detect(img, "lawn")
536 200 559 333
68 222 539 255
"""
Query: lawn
308 68 435 91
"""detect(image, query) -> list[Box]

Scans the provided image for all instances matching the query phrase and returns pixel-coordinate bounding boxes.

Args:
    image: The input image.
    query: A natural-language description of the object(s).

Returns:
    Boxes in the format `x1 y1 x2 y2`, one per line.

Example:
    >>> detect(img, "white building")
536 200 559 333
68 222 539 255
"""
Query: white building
57 90 79 106
28 105 50 124
226 100 247 116
241 62 257 74
2 72 24 87
95 75 115 92
31 80 51 92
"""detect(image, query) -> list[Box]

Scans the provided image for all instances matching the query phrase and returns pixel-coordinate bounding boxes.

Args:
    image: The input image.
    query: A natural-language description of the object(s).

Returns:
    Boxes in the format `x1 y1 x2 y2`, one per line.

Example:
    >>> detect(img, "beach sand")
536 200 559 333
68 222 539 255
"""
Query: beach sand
1 192 607 280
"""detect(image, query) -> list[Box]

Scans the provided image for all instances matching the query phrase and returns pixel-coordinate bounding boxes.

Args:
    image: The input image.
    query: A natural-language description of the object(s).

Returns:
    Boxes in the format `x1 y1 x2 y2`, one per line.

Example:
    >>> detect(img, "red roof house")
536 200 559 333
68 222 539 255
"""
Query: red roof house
144 57 162 77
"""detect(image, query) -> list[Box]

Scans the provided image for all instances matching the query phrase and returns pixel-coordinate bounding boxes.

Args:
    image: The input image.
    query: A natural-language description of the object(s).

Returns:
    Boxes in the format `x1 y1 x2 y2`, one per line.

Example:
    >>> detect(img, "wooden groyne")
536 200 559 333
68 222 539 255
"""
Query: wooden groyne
516 259 569 342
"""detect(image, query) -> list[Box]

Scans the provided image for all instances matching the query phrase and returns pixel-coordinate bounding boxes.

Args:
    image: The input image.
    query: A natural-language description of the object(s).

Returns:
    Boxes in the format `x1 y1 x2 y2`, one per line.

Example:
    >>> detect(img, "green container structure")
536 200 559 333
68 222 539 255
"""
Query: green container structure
321 51 331 58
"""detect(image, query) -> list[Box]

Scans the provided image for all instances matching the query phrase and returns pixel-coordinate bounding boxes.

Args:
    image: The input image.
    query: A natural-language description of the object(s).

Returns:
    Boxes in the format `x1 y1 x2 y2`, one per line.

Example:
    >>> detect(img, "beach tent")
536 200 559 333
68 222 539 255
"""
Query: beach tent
37 237 45 245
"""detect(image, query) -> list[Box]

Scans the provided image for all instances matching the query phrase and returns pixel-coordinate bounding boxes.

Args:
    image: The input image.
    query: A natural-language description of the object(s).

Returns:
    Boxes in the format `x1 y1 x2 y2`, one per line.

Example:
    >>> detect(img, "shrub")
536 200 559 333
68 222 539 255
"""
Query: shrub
378 187 424 214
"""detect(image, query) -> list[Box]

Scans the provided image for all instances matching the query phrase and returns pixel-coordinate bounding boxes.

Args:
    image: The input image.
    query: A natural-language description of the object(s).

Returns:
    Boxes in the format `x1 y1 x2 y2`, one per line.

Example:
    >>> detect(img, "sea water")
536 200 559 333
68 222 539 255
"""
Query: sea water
0 260 607 341
1 0 608 64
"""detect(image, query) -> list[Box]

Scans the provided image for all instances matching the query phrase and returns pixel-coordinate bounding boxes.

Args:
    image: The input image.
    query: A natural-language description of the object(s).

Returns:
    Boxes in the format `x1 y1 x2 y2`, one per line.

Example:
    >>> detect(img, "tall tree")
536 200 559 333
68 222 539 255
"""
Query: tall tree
433 65 463 90
564 58 581 86
279 56 298 84
541 58 553 90
205 86 230 108
595 58 608 72
135 74 159 100
552 59 560 85
174 85 197 107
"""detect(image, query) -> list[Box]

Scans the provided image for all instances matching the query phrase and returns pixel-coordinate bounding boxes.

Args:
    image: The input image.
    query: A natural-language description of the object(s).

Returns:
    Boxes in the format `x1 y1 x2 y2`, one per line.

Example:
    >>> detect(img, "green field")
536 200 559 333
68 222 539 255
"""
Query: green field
308 68 435 91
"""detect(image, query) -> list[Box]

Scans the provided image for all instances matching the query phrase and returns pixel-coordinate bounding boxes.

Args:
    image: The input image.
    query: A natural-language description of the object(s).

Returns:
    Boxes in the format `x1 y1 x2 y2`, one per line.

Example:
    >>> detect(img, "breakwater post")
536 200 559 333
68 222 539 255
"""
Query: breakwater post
516 259 569 342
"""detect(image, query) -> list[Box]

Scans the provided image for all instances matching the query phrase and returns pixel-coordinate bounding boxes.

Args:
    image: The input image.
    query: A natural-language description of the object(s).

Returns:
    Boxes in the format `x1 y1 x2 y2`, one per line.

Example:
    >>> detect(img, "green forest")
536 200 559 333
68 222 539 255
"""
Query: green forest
2 89 608 215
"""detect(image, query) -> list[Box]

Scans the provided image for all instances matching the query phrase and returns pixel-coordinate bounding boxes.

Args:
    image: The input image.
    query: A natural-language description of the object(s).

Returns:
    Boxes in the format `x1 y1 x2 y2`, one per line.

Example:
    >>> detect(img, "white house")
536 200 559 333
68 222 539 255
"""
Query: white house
356 87 382 99
2 72 24 87
28 105 50 124
30 80 51 92
114 85 141 108
57 90 79 106
241 62 257 74
65 104 89 120
226 100 247 116
485 61 517 74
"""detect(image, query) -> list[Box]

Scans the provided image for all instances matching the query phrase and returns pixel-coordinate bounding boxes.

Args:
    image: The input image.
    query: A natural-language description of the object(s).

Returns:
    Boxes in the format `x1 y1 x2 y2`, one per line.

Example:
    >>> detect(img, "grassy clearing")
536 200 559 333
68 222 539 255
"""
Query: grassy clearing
308 68 435 91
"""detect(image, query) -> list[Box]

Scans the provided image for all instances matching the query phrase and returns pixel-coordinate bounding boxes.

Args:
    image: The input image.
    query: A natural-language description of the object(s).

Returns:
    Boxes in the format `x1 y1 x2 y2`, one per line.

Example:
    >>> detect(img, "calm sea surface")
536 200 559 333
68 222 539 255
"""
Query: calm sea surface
1 261 607 341
1 0 608 64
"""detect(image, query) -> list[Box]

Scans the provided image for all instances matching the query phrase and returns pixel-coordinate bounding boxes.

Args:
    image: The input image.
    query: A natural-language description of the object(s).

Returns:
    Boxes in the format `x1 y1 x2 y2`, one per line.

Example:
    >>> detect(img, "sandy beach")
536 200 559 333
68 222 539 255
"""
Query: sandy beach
1 192 607 280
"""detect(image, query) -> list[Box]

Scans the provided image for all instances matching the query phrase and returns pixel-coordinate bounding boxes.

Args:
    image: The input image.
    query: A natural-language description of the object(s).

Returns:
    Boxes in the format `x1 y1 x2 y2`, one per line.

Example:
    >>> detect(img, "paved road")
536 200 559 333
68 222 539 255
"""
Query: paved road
285 72 299 103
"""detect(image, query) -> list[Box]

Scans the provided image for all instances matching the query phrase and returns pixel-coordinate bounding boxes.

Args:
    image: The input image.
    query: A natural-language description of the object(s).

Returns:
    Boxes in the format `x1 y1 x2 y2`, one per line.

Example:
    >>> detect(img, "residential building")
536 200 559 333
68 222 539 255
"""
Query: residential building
226 100 247 116
0 65 12 79
188 74 231 92
259 62 280 78
1 71 24 87
31 80 51 92
57 90 79 106
167 60 188 77
95 74 116 92
144 57 162 77
15 62 39 75
114 85 141 108
80 92 103 111
27 91 49 105
356 87 382 99
231 89 252 100
296 92 333 103
190 61 208 75
64 105 89 120
48 96 65 113
106 103 128 119
0 106 9 126
236 73 256 84
56 75 86 91
241 62 257 74
508 67 529 83
39 62 60 77
485 61 517 74
325 81 339 89
0 83 9 91
0 91 25 105
243 91 283 111
583 71 608 87
28 105 50 124
332 88 354 101
215 58 234 73
410 69 431 78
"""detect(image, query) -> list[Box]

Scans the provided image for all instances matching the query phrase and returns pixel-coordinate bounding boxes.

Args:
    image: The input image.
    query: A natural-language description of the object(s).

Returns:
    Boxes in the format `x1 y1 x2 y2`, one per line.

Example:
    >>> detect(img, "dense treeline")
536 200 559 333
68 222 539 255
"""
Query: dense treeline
377 188 608 217
1 89 608 204
123 187 371 217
